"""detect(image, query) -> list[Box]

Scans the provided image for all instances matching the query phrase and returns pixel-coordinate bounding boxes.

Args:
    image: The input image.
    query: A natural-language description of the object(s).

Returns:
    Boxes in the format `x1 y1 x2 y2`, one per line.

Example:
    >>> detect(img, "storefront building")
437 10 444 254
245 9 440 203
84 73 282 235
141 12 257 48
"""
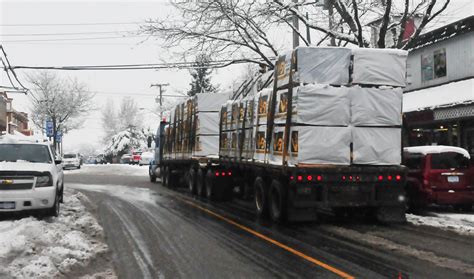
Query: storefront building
403 16 474 156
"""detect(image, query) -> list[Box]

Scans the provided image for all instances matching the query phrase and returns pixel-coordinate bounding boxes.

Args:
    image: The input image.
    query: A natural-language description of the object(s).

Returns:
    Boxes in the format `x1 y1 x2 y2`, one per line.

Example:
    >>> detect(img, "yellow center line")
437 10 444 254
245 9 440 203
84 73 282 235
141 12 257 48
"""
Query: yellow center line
178 197 355 279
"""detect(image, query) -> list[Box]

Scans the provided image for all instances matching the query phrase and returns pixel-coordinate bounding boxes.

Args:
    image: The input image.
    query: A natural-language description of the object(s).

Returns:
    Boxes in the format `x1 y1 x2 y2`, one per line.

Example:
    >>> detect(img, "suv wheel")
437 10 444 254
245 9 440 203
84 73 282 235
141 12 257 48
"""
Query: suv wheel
45 190 60 217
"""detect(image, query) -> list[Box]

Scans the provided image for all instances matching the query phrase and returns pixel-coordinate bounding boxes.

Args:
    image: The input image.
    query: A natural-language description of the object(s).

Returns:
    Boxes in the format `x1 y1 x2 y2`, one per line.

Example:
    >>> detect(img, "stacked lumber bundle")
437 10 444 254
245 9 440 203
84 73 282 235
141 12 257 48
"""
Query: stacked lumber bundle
219 46 407 166
163 93 228 159
271 47 407 166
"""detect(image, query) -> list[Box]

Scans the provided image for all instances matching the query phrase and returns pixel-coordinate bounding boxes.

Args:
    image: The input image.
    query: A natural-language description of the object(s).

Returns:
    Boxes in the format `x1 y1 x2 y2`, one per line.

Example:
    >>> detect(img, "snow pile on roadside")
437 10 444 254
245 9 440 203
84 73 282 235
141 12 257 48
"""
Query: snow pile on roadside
0 189 112 278
407 212 474 235
64 164 149 177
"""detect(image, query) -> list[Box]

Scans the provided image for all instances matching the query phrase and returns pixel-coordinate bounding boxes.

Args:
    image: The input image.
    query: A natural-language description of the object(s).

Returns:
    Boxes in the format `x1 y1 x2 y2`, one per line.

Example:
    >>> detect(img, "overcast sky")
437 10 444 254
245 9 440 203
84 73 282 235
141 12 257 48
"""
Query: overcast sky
1 0 472 153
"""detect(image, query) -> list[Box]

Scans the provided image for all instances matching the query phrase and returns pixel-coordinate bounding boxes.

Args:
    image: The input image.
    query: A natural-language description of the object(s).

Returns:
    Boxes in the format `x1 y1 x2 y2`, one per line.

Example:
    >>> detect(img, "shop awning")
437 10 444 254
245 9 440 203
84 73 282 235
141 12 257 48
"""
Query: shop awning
403 78 474 113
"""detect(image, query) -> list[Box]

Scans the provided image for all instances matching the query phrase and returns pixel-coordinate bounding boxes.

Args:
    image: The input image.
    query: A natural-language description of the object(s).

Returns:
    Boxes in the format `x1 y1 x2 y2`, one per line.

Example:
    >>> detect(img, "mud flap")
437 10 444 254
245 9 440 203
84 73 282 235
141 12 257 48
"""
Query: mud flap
376 206 406 223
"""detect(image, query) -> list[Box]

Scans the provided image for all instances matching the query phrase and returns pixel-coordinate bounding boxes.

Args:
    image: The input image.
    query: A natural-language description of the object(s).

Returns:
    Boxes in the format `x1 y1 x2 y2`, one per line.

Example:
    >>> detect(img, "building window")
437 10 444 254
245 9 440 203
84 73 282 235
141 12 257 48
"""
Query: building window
421 48 447 82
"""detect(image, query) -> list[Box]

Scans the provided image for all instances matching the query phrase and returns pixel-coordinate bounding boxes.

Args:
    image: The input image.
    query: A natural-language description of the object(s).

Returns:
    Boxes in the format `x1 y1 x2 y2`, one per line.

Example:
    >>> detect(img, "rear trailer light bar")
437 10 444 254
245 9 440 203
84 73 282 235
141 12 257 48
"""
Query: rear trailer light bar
289 174 403 183
214 170 233 177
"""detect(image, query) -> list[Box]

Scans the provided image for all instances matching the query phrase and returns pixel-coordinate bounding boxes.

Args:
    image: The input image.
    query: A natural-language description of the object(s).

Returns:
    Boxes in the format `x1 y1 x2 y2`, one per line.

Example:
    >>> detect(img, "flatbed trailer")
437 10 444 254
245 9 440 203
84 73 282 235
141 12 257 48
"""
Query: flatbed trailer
156 47 408 223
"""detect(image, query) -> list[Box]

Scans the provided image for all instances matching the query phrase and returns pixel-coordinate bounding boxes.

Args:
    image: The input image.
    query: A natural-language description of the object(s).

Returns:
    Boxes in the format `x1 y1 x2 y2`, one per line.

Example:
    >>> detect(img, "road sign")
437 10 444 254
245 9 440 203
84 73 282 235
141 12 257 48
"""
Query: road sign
55 131 62 142
45 120 54 137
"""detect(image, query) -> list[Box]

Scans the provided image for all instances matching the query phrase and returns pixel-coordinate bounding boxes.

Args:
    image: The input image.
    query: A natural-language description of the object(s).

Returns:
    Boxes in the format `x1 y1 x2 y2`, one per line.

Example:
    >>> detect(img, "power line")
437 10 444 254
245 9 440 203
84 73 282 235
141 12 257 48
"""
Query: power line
0 30 139 36
1 35 147 43
0 22 142 27
10 58 265 71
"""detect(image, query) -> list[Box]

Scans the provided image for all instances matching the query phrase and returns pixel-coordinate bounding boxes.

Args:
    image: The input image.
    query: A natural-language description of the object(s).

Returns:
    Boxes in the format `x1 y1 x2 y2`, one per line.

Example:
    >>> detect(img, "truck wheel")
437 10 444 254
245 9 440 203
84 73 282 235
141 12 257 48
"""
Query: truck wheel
188 167 197 195
162 167 169 187
196 168 206 197
168 168 178 188
205 169 221 201
254 177 268 218
269 180 287 223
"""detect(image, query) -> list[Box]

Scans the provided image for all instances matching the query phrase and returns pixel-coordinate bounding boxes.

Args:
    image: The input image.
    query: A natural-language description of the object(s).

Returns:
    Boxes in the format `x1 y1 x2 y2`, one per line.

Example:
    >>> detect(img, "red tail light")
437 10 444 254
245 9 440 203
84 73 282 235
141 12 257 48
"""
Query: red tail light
290 176 294 180
317 175 322 181
349 176 353 181
307 175 313 181
387 175 393 181
215 172 220 177
342 176 346 181
228 171 232 176
221 172 226 176
395 175 401 181
297 175 303 181
356 176 361 181
378 175 383 181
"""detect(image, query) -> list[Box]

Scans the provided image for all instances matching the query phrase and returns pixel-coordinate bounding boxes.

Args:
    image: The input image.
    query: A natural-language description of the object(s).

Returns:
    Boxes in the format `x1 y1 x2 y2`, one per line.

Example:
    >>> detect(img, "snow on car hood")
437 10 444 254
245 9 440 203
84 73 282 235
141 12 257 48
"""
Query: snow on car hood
0 161 55 172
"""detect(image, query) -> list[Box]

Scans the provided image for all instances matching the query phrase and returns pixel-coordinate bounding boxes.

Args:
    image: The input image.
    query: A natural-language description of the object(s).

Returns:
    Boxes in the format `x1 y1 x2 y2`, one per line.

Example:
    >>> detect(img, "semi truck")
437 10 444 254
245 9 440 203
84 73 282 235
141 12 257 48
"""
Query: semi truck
151 46 408 223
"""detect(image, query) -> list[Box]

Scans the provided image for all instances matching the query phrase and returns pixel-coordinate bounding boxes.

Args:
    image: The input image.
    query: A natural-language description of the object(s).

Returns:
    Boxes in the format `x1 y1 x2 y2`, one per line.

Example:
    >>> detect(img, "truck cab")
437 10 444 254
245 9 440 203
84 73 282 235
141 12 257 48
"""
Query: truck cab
149 121 168 182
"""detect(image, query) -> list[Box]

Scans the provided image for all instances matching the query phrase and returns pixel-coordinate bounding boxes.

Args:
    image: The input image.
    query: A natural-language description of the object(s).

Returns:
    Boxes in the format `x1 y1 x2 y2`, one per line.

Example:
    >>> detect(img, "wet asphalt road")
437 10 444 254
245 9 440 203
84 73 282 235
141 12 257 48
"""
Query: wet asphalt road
65 165 474 279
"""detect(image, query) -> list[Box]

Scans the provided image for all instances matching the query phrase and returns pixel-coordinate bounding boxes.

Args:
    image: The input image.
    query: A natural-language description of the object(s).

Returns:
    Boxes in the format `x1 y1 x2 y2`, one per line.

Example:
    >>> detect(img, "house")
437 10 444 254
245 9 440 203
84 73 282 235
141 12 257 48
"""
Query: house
403 16 474 156
0 91 33 136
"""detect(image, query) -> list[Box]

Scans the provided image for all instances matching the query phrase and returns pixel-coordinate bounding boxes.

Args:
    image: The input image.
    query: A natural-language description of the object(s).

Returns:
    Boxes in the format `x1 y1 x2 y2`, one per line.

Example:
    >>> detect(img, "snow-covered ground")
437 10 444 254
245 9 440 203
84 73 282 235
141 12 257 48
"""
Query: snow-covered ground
63 163 149 177
407 211 474 236
0 189 115 278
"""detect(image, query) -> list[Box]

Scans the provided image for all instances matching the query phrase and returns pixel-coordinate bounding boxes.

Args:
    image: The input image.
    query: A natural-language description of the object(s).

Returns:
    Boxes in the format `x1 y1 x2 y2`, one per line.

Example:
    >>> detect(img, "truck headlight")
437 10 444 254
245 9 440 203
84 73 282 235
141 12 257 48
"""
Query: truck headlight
36 174 53 187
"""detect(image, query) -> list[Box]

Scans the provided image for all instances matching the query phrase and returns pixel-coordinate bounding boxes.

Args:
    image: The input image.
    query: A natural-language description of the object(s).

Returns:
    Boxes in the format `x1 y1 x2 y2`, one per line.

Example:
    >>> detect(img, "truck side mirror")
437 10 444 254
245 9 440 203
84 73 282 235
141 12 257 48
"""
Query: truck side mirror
147 136 152 148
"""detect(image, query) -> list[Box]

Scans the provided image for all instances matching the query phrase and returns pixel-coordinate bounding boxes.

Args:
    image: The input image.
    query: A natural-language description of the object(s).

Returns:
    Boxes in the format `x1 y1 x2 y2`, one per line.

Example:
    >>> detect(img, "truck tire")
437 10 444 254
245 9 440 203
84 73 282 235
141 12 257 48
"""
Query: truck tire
205 169 221 201
162 166 169 187
188 167 197 195
254 177 268 218
196 168 206 197
376 206 406 223
168 168 179 188
269 179 287 223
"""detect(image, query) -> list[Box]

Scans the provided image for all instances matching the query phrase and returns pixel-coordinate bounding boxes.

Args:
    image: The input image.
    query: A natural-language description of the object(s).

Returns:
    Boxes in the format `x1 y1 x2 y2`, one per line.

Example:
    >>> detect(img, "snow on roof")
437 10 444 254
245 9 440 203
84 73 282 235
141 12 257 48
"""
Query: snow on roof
403 79 474 112
0 133 48 144
404 145 470 158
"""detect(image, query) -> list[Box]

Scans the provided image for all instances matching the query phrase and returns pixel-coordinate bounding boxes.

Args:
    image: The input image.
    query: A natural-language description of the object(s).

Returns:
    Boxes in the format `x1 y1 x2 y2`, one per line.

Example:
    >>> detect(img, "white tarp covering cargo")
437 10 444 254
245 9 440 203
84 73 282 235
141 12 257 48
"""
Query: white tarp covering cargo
193 135 220 157
352 127 401 165
349 86 403 126
275 84 350 126
254 89 272 125
195 93 229 112
196 112 220 135
276 47 351 88
240 128 254 160
352 48 408 87
268 126 350 165
253 124 268 162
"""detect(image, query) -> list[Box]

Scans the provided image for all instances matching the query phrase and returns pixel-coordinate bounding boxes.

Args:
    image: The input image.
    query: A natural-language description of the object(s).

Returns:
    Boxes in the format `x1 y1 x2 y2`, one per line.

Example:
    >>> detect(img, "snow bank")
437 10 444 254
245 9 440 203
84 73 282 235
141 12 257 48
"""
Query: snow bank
0 189 112 278
63 164 149 177
407 212 474 235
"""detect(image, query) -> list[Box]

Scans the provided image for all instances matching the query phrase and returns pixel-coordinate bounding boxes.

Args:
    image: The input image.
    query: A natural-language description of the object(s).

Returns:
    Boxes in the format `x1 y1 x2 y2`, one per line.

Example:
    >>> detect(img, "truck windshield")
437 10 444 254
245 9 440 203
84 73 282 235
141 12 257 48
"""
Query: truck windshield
431 152 470 169
0 144 52 163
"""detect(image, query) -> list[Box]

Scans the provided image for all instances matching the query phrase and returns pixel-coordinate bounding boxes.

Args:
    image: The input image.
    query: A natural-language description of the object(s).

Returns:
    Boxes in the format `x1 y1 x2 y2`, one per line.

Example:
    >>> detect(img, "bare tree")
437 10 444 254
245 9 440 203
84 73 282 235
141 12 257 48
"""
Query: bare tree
140 0 280 69
101 99 118 145
117 97 143 130
28 71 94 149
271 0 451 49
141 0 451 65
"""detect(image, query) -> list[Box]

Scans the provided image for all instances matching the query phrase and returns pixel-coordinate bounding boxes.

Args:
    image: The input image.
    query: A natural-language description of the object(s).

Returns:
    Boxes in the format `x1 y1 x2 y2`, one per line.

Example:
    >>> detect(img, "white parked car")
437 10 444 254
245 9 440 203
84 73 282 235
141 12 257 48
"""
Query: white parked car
139 151 154 166
62 153 82 169
0 135 64 217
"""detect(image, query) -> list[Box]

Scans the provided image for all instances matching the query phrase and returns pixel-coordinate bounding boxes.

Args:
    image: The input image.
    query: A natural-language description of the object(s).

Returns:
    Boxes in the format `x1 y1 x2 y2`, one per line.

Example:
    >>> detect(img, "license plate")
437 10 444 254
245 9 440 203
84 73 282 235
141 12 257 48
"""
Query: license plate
0 202 16 209
447 176 459 183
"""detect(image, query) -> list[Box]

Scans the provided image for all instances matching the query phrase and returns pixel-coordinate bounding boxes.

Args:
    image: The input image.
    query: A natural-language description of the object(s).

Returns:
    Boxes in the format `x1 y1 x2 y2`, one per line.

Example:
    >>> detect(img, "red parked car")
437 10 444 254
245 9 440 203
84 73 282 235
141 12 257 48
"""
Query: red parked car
131 151 142 165
403 146 473 212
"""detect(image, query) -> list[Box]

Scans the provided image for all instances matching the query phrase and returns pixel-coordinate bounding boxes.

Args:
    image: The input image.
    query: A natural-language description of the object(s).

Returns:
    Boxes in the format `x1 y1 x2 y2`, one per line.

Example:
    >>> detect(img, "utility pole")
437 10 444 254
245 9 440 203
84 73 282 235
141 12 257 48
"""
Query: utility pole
292 0 299 48
150 83 169 120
